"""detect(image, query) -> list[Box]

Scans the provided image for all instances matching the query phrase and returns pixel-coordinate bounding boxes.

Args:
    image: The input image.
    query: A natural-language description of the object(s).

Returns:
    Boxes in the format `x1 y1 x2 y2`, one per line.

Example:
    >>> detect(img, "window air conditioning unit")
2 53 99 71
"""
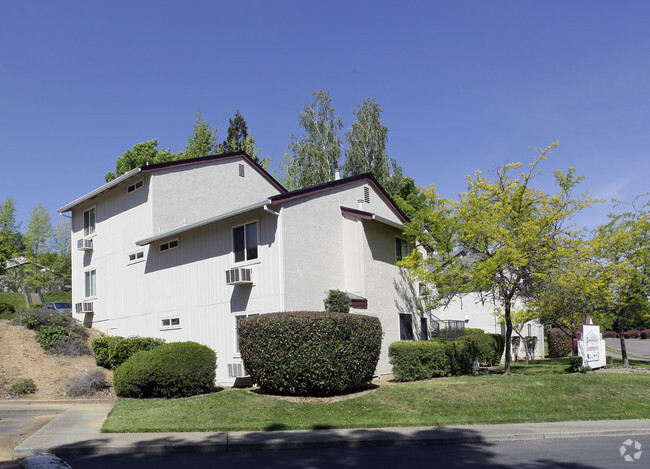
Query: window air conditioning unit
226 267 253 285
77 238 93 251
75 302 94 313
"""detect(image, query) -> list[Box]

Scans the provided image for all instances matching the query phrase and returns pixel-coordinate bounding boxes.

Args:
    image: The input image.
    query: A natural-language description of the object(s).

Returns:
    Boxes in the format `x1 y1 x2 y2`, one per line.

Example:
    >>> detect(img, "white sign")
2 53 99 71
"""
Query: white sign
576 316 607 370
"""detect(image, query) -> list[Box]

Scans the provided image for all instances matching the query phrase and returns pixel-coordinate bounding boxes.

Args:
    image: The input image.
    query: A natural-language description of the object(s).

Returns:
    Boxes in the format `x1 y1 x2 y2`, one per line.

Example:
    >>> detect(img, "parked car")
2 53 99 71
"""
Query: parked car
45 302 72 313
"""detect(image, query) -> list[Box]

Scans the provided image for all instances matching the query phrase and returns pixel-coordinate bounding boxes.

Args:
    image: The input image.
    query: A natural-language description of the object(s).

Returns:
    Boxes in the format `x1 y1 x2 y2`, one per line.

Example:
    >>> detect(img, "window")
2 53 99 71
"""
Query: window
233 222 258 263
127 180 143 193
235 313 259 353
128 250 145 264
83 207 95 236
84 270 96 298
161 317 181 330
399 314 414 341
159 239 179 252
395 237 409 262
420 317 429 341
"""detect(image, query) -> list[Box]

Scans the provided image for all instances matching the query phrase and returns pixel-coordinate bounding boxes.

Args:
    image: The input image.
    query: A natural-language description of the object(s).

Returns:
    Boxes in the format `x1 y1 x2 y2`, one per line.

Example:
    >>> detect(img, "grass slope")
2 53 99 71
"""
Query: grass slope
103 361 650 433
0 292 27 312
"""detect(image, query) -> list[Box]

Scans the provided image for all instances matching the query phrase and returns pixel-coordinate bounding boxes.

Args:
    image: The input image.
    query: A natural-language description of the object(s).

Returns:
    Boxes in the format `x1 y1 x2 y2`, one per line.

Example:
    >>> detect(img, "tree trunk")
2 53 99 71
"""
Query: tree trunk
618 321 629 367
504 302 512 375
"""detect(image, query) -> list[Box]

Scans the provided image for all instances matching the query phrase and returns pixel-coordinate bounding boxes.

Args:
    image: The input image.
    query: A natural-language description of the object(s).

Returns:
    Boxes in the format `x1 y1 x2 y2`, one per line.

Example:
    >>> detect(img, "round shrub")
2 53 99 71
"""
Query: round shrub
459 333 506 366
113 341 216 398
0 302 15 314
602 330 618 339
323 290 350 314
238 312 382 396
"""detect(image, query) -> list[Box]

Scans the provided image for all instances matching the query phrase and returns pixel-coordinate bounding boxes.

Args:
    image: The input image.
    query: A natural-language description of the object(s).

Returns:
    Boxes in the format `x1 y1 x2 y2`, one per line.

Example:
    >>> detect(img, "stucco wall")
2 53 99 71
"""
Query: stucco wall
151 158 281 233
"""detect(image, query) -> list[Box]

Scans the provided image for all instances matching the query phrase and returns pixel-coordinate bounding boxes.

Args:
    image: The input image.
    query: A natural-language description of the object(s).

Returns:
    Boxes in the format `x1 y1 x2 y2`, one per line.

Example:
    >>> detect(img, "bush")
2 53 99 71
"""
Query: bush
7 378 36 396
113 341 216 398
323 290 350 314
459 333 505 366
442 340 474 375
15 309 87 351
568 356 583 372
547 328 574 358
389 341 450 381
92 336 165 370
463 328 485 335
624 330 641 339
603 330 618 339
66 370 109 397
0 302 15 314
640 329 650 340
49 337 91 356
239 312 382 396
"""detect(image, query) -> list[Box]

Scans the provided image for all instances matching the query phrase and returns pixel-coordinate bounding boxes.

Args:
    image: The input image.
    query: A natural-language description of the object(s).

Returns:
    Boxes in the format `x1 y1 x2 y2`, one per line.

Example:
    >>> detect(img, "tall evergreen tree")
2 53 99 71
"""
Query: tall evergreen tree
281 91 343 190
222 110 248 152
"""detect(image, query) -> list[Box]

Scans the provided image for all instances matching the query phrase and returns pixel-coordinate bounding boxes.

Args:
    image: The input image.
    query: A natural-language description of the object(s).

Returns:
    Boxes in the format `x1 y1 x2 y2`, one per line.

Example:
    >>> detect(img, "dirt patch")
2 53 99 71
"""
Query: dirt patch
590 366 650 374
0 320 114 400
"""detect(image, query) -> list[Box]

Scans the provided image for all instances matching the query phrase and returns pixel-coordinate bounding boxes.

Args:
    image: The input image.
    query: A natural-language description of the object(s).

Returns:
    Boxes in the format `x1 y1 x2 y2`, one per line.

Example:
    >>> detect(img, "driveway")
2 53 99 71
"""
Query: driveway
605 338 650 361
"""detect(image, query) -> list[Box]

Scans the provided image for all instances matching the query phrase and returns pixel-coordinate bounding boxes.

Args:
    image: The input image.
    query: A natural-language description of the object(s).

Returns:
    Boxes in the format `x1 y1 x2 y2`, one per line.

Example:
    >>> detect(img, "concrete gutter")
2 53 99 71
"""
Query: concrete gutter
10 401 650 457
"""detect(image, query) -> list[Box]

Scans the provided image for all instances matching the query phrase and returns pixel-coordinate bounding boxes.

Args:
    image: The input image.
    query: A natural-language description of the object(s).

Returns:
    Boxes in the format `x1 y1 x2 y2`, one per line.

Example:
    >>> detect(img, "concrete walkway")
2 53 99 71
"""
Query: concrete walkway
4 401 650 458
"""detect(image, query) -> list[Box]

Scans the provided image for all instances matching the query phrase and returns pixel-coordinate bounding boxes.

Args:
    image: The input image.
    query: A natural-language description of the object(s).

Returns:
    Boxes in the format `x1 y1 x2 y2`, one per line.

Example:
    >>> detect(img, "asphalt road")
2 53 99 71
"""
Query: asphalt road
60 435 647 469
605 338 650 361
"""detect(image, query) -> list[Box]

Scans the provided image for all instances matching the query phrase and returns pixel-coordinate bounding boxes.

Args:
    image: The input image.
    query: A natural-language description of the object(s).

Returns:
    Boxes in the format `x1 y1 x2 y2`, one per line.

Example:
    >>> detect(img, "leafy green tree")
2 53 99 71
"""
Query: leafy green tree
281 91 343 190
592 195 650 365
0 198 22 275
105 139 179 182
24 204 53 258
342 98 404 196
185 111 219 159
401 143 594 374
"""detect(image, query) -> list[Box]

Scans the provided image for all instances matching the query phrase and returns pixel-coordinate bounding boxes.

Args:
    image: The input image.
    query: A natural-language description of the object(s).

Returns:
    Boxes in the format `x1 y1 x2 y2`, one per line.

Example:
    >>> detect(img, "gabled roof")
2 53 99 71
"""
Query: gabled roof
270 173 409 224
58 152 286 213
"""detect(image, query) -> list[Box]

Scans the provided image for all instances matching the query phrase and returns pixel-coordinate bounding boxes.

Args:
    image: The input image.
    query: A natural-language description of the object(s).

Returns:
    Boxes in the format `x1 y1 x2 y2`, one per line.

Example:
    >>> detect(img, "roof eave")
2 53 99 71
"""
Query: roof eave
135 199 271 246
58 168 142 213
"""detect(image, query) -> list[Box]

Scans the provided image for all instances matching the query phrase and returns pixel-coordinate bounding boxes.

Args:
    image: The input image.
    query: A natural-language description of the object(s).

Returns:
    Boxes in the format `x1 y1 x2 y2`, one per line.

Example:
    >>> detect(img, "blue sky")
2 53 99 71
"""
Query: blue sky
2 1 649 231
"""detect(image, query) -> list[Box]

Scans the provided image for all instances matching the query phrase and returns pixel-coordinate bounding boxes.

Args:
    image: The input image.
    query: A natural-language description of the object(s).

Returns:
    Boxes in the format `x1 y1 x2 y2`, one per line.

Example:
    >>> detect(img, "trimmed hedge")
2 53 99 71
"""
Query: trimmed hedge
462 328 485 335
113 341 216 398
238 311 382 396
389 341 449 381
547 328 574 358
603 330 618 339
92 336 165 370
389 339 474 381
459 333 505 366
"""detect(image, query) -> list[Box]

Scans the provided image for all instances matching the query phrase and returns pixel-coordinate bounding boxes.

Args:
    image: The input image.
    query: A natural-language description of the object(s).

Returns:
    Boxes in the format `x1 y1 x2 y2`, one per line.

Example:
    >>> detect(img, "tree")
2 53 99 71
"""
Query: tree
401 143 594 374
342 98 404 196
281 91 343 190
24 204 53 258
185 111 219 159
105 139 179 182
0 198 22 275
221 110 248 153
592 195 650 366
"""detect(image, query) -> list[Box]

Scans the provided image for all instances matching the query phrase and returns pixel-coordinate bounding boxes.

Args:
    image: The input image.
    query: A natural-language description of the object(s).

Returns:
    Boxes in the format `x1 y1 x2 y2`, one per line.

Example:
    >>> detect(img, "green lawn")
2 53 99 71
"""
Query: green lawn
0 292 27 315
102 362 650 433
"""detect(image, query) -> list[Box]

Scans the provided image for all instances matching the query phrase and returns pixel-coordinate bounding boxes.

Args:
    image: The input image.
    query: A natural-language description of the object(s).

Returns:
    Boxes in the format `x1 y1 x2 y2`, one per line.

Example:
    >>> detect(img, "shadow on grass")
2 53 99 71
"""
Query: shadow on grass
249 383 380 399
